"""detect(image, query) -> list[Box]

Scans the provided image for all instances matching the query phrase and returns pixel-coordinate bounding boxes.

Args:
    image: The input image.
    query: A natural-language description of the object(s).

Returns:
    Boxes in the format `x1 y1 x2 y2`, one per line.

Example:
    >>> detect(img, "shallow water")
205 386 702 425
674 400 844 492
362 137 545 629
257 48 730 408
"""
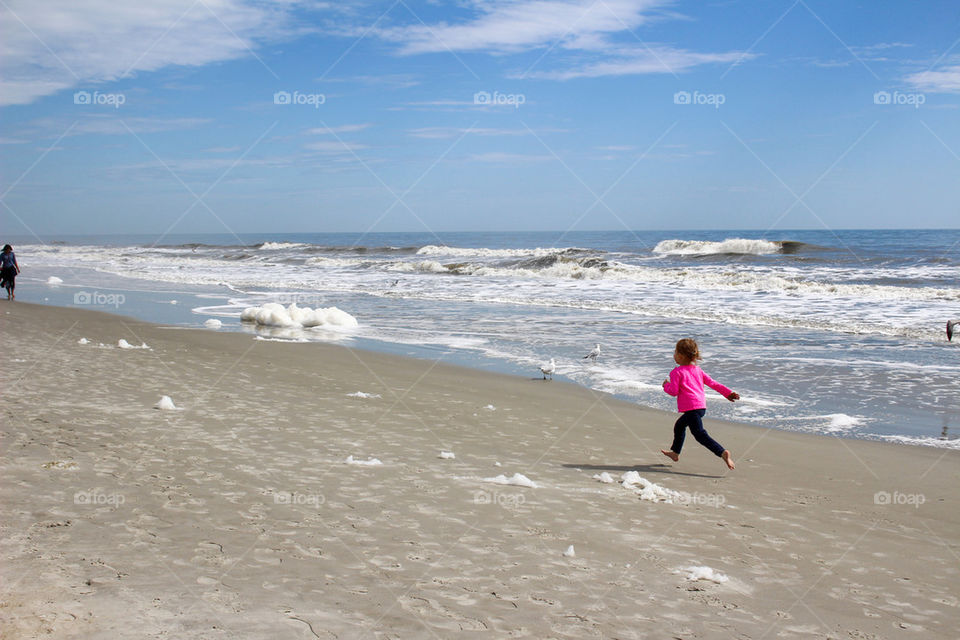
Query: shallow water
10 229 960 448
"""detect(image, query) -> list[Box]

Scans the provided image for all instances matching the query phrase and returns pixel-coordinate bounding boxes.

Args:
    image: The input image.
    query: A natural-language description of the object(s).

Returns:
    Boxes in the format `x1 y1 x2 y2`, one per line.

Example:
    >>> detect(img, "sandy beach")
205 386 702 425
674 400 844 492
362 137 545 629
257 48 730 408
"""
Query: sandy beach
1 301 957 639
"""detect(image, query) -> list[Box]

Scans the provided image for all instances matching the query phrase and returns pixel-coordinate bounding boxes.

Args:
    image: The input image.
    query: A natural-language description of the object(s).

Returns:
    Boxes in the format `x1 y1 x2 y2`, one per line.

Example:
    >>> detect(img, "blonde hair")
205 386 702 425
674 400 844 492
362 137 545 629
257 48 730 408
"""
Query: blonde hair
675 338 700 364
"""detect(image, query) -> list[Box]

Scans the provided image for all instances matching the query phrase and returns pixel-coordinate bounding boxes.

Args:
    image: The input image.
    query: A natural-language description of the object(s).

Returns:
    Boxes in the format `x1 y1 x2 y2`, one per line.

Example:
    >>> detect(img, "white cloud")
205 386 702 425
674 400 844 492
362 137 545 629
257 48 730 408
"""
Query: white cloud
522 45 749 79
303 140 367 152
906 65 960 94
0 0 303 106
307 124 372 134
468 151 552 163
373 0 751 79
70 116 211 135
407 126 533 139
379 0 666 55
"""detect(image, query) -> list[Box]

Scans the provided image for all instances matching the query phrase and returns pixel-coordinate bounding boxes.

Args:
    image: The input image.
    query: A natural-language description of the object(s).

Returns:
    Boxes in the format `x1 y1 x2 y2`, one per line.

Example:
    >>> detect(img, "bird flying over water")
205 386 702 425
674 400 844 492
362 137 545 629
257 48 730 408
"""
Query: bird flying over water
540 358 556 380
948 320 959 341
583 344 601 361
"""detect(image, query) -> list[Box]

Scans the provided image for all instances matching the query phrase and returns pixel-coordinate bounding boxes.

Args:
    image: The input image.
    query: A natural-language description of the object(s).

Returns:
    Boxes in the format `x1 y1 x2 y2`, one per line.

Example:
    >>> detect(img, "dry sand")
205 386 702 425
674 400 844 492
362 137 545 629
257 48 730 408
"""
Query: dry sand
1 302 958 639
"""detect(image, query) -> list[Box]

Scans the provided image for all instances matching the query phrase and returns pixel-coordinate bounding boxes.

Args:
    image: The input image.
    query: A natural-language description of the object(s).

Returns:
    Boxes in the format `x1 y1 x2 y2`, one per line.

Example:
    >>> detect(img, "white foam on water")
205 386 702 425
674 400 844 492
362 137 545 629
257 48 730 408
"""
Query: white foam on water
347 392 381 399
77 337 89 344
46 276 63 285
563 545 576 557
253 335 309 343
866 434 960 450
439 451 456 459
204 318 222 329
779 413 867 433
416 245 585 258
241 302 358 329
484 473 537 488
345 455 383 466
654 238 781 256
259 242 308 250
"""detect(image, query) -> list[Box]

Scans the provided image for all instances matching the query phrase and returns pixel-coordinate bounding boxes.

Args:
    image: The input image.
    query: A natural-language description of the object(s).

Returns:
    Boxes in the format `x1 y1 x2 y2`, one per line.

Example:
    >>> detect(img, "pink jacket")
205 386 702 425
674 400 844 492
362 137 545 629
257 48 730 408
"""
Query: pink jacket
662 365 733 412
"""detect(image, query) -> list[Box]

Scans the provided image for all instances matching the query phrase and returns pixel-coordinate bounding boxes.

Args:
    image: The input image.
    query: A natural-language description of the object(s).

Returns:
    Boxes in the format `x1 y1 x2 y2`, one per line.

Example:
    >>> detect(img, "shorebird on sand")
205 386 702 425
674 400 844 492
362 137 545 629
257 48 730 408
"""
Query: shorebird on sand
540 358 556 380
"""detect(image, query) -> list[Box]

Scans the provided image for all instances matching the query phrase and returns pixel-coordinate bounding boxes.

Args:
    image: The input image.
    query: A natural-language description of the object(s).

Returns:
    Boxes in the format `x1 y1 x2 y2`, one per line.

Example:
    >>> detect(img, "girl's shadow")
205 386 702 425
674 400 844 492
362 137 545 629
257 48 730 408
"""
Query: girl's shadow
562 463 723 479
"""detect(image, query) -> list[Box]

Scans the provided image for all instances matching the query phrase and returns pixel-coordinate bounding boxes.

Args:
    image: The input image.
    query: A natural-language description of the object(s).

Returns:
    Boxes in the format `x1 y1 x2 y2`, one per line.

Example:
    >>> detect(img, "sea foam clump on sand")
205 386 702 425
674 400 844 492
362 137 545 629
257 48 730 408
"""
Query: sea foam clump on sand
682 566 729 584
204 318 222 329
620 471 683 503
345 456 382 466
484 473 537 488
154 395 178 411
347 391 381 399
241 302 358 329
118 339 150 349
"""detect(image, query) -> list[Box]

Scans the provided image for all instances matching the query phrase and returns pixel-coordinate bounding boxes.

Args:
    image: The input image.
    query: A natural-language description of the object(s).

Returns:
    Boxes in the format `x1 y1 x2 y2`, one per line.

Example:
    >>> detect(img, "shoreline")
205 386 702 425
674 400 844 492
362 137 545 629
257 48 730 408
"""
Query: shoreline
15 289 960 452
2 301 958 638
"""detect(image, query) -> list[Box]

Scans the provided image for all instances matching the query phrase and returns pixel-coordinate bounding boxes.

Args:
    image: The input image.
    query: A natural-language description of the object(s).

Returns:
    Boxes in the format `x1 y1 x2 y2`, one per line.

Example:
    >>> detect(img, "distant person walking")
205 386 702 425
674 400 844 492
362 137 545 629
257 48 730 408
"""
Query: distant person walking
1 245 20 300
660 338 739 470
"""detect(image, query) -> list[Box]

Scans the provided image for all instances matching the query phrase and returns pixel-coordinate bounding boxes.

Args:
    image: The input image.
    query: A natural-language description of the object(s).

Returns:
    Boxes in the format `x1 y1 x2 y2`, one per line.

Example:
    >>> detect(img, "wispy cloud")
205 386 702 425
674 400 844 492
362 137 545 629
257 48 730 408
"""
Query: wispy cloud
71 116 211 135
906 65 960 94
371 0 751 79
377 0 666 55
521 45 749 79
303 140 368 152
467 151 552 163
407 126 537 139
307 124 372 135
0 0 307 106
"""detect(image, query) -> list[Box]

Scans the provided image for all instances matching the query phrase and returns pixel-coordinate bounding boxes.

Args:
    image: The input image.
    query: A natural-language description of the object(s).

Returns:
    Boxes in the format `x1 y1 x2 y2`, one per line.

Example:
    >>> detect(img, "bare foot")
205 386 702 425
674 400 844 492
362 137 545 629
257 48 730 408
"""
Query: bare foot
660 449 679 462
721 450 735 470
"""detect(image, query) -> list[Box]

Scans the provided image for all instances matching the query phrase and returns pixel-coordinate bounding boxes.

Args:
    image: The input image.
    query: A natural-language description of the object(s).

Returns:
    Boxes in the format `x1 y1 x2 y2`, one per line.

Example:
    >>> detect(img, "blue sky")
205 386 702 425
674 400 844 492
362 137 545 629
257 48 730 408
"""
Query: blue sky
1 0 959 236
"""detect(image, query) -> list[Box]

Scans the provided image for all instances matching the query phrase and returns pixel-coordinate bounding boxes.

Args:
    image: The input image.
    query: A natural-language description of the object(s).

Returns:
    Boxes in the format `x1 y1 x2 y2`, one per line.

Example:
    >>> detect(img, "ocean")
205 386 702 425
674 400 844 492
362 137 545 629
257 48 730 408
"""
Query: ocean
8 229 960 449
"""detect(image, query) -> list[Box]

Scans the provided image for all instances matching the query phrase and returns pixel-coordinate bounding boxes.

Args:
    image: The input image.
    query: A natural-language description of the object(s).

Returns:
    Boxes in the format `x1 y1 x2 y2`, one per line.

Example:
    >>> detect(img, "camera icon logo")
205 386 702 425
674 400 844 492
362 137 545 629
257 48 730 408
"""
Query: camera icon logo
873 491 891 505
473 91 491 105
473 490 492 504
74 291 92 305
873 91 891 105
74 91 91 105
274 492 292 504
274 91 291 105
673 91 691 105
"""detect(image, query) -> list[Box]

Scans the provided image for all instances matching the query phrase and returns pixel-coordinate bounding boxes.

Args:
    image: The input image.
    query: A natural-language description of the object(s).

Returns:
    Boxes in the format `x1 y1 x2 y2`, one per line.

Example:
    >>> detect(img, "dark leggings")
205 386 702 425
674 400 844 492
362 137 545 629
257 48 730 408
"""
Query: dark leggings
1 268 14 293
671 409 725 457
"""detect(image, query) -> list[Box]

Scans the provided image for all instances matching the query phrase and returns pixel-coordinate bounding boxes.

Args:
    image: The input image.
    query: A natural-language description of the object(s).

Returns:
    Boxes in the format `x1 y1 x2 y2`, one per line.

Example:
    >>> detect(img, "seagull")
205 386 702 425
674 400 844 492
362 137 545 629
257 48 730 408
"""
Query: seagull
948 320 960 342
539 358 556 380
583 343 601 362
